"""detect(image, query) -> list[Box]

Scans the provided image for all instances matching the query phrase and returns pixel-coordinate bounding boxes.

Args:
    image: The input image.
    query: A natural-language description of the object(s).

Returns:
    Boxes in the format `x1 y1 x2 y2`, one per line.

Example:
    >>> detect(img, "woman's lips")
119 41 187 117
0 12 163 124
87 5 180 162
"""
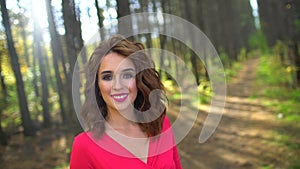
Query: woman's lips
111 93 129 102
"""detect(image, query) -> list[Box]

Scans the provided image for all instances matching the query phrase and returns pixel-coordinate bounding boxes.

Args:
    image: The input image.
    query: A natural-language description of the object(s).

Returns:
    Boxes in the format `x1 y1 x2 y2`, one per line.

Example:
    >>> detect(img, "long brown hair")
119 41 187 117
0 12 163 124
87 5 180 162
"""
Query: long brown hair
81 35 166 138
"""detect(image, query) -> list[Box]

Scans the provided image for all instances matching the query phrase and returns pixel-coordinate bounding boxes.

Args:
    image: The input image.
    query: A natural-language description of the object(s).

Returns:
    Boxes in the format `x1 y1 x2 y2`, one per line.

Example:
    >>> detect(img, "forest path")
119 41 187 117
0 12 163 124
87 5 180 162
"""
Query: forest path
175 58 293 169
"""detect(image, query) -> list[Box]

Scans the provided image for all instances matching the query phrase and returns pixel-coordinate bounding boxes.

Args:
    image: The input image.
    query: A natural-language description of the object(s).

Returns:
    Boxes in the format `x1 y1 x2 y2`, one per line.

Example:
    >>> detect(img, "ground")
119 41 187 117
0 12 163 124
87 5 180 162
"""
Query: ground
0 58 299 169
176 58 298 169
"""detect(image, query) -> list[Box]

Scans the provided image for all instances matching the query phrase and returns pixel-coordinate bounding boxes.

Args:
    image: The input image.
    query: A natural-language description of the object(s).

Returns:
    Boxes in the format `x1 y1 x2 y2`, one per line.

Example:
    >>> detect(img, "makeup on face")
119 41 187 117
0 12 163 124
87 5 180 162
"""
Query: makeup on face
98 53 138 112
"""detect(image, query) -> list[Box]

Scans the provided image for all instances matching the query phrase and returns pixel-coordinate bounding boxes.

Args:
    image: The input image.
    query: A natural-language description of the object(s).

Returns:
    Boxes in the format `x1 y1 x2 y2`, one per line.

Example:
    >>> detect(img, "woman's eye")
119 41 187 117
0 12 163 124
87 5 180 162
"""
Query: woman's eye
123 73 134 79
101 75 112 81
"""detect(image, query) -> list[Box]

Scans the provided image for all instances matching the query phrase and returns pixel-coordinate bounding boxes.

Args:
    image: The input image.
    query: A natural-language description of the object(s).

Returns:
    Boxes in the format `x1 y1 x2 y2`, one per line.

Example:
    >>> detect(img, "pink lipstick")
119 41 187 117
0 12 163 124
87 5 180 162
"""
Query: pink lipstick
111 93 129 102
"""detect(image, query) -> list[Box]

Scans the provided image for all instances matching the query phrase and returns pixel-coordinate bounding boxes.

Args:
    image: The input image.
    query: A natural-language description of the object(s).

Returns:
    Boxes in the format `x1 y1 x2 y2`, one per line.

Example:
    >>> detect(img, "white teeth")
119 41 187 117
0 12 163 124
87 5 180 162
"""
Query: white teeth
113 95 127 99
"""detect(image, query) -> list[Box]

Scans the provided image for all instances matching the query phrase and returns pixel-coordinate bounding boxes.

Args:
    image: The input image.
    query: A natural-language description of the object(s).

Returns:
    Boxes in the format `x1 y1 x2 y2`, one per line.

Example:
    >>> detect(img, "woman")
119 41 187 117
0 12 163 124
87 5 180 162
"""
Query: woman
70 35 182 169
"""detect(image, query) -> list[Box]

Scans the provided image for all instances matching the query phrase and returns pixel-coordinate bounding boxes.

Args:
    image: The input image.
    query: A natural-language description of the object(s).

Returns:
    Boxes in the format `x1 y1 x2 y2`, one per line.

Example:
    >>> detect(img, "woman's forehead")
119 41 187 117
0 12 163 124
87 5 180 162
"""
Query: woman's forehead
98 53 135 72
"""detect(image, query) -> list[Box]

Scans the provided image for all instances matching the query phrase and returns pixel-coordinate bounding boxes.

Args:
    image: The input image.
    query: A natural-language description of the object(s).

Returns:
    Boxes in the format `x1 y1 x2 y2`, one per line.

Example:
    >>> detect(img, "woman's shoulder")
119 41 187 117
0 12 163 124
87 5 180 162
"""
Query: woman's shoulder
73 132 95 146
74 132 88 140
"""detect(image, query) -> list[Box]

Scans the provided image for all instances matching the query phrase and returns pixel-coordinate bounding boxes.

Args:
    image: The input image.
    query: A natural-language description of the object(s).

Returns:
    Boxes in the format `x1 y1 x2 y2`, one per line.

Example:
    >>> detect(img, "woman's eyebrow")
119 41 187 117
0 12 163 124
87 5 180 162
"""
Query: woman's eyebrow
122 68 135 72
100 70 112 75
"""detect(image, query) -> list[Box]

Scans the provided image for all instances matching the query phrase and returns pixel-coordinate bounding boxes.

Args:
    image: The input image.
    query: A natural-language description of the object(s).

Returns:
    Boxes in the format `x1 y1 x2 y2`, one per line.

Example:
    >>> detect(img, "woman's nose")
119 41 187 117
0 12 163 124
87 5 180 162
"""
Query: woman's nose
112 77 123 90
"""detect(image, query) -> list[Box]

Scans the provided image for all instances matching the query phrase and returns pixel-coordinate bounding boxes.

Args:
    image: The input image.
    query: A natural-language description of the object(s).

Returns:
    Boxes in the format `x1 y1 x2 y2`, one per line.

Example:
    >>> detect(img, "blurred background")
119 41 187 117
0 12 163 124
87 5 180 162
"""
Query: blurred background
0 0 299 168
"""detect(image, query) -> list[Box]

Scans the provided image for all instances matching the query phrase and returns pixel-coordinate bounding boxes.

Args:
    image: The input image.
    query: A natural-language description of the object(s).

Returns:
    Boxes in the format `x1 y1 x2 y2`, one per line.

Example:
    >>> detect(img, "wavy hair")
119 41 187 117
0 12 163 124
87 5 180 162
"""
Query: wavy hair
81 35 166 138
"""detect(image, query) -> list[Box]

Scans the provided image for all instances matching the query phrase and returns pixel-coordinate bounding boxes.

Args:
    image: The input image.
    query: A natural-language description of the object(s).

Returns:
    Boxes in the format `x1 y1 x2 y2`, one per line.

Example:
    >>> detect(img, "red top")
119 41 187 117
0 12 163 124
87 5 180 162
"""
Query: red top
70 116 183 169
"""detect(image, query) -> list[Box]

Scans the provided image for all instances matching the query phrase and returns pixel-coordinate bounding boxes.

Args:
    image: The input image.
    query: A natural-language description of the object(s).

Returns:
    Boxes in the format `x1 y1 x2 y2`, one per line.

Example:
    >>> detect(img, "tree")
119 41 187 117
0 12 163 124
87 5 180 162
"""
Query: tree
181 0 200 85
95 0 105 40
116 0 133 38
257 0 288 47
0 38 8 145
17 0 30 67
32 4 51 128
45 0 66 123
0 0 36 136
62 0 83 133
258 0 300 87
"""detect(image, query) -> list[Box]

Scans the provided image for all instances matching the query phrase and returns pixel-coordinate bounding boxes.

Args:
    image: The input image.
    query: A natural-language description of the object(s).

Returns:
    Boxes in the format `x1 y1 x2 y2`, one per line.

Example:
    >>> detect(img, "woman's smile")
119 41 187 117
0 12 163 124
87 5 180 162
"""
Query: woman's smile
111 93 129 102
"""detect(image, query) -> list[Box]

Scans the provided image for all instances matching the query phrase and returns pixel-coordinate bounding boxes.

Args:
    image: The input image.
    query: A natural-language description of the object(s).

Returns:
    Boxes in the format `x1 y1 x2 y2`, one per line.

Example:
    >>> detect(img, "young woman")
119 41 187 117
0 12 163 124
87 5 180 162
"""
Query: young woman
70 35 182 169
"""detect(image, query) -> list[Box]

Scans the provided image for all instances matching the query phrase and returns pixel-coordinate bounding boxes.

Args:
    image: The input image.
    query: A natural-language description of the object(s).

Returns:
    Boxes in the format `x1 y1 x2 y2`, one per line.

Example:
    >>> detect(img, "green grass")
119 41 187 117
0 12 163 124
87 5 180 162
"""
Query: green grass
254 51 300 169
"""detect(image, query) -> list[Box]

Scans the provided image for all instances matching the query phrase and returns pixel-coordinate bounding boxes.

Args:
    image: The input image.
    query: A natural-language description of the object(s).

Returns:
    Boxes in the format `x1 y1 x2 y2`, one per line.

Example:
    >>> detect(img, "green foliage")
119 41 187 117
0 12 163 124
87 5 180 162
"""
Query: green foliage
237 47 247 61
53 162 69 169
163 77 212 107
256 52 300 125
198 80 212 104
248 30 269 54
225 62 242 81
257 55 292 86
261 164 275 169
254 47 300 169
219 48 230 68
294 19 300 33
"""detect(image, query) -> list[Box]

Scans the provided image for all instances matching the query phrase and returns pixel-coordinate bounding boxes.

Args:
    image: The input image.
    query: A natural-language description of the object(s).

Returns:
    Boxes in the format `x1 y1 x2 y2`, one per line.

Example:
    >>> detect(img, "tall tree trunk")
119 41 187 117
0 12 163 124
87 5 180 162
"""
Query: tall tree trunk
181 0 200 85
45 0 66 123
157 0 166 78
238 0 256 51
116 0 133 38
0 56 8 100
95 0 105 40
32 51 39 98
0 108 8 145
258 0 300 87
17 0 30 67
0 0 36 136
138 0 152 49
294 0 300 87
62 0 83 134
32 6 51 128
257 0 288 47
0 57 8 145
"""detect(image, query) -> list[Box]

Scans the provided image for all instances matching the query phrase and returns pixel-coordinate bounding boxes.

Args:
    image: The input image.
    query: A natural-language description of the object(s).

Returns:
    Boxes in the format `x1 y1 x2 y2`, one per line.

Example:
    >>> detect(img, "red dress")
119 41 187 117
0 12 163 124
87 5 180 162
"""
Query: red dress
70 116 183 169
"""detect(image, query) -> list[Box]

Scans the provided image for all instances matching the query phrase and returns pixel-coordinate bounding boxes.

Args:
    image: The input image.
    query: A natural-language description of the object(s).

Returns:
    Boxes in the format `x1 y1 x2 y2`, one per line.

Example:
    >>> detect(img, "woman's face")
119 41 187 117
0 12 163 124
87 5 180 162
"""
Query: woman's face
97 52 137 113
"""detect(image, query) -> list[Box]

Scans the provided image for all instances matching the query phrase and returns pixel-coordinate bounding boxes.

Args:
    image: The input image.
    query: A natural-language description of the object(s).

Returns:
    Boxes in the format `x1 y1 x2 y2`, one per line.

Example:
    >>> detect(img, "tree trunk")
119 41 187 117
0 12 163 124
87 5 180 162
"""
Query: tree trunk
45 0 66 123
0 56 8 145
17 1 30 67
116 0 133 38
95 0 105 40
62 0 83 134
0 56 8 100
257 0 288 47
0 109 8 145
0 0 36 136
138 0 152 49
294 0 300 87
181 0 200 85
32 8 51 128
32 51 39 98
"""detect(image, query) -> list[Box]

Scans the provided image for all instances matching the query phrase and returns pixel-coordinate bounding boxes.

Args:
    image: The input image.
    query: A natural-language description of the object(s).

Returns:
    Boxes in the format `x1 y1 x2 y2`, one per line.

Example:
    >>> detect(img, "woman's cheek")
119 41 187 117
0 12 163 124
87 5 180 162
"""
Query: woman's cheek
128 79 137 101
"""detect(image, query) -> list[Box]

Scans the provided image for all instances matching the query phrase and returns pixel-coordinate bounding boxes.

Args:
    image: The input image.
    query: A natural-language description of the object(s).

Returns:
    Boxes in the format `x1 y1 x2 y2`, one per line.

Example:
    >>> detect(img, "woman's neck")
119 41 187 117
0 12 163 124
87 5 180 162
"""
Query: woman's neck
105 108 147 138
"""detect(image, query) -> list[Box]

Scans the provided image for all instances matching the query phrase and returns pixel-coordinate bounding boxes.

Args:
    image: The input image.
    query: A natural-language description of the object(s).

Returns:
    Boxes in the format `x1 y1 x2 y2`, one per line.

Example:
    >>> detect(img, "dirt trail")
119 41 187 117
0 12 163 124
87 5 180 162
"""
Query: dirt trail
176 58 292 169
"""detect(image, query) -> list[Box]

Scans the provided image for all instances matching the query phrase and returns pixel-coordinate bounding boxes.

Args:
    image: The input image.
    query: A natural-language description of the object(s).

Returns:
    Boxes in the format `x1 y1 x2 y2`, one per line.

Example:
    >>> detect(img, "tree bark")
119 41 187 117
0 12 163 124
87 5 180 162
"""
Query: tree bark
17 1 30 67
95 0 105 40
181 0 200 85
257 0 287 46
0 55 8 145
0 0 36 136
62 0 83 134
116 0 133 38
45 0 66 123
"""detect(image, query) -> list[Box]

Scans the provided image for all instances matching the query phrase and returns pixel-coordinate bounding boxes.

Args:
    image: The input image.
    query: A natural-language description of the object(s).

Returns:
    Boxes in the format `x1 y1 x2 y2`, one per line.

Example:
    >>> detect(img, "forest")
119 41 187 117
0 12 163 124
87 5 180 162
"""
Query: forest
0 0 300 168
